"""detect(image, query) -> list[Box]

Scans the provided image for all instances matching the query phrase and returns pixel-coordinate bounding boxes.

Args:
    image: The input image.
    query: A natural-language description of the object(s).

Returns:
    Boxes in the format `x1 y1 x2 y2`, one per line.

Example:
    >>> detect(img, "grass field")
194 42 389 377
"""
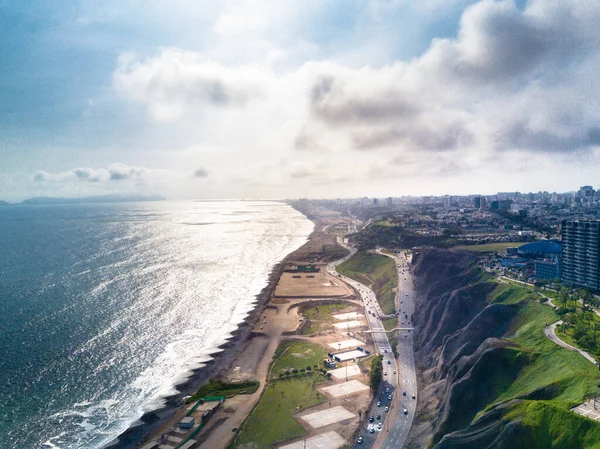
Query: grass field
189 379 259 402
455 242 526 253
300 302 350 335
382 317 396 331
337 252 398 315
270 341 329 379
235 374 327 449
476 285 600 427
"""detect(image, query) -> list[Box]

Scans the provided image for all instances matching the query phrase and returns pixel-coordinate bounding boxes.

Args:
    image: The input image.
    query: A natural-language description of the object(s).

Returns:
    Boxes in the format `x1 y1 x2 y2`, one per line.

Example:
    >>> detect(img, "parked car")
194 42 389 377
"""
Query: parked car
403 408 408 415
357 436 363 444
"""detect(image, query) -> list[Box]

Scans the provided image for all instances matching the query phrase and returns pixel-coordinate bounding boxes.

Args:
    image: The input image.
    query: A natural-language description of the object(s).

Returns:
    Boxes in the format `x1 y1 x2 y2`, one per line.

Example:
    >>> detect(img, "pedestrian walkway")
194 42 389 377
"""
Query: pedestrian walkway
572 400 600 422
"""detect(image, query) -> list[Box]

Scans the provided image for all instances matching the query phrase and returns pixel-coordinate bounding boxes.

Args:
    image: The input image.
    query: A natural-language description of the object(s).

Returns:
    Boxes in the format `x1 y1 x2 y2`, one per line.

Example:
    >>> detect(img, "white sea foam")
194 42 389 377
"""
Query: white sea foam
48 201 313 449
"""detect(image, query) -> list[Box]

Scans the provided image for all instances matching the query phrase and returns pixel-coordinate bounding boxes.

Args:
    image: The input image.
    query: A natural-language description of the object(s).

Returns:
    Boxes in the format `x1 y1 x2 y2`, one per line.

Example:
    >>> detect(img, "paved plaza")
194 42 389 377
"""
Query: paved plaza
299 405 356 428
572 400 600 422
321 380 370 397
333 320 362 329
328 339 363 350
332 312 363 321
279 431 346 449
328 363 361 380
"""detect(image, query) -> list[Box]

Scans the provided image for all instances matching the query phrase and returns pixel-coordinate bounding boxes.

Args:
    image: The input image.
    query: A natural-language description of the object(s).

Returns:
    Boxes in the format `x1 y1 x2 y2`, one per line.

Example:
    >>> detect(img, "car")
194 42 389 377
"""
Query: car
263 320 267 324
357 436 363 444
388 394 392 400
385 406 389 412
412 394 416 399
403 408 408 415
376 414 381 420
386 387 390 392
377 401 381 406
393 370 396 374
405 334 408 338
384 371 387 376
370 427 375 433
403 391 406 396
377 423 382 430
387 360 391 365
369 416 374 422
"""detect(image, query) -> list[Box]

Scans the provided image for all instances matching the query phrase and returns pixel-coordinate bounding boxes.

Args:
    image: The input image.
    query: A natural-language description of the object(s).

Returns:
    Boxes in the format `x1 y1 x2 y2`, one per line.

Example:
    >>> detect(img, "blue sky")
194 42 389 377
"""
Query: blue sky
1 0 599 201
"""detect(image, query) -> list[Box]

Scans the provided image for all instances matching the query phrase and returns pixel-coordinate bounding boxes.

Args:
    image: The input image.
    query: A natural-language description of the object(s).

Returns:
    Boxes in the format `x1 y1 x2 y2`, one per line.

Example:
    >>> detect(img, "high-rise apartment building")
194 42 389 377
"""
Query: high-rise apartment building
561 219 600 291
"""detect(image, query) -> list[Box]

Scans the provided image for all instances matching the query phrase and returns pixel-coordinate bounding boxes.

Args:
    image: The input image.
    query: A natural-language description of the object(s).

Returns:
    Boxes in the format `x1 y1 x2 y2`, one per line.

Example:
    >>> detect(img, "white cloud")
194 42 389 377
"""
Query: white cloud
33 163 160 184
105 0 600 198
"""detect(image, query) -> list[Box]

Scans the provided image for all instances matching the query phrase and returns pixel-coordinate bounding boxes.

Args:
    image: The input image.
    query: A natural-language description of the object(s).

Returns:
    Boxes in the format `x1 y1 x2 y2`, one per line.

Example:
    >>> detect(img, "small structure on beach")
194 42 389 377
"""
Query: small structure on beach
179 416 195 429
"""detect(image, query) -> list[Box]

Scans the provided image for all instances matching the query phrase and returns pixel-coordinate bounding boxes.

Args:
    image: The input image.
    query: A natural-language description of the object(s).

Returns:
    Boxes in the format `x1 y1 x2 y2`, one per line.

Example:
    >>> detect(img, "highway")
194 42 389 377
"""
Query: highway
378 250 418 449
326 230 406 448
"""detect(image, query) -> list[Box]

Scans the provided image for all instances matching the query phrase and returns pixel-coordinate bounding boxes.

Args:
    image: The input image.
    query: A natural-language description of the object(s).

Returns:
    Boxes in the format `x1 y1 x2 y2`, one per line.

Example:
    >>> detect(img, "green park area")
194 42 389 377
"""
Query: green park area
337 252 397 315
270 340 330 380
299 302 351 335
452 282 600 447
455 242 526 254
235 375 327 449
234 340 331 448
189 379 259 403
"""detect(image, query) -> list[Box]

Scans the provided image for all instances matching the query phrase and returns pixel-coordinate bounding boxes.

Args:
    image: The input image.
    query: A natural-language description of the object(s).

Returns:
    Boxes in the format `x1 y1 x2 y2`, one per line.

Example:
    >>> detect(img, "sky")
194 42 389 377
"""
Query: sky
1 0 600 201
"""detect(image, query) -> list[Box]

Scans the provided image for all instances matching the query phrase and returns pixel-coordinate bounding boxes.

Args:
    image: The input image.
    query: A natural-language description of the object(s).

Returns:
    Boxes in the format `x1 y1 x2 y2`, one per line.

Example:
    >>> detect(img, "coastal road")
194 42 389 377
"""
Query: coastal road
377 250 418 449
326 236 398 448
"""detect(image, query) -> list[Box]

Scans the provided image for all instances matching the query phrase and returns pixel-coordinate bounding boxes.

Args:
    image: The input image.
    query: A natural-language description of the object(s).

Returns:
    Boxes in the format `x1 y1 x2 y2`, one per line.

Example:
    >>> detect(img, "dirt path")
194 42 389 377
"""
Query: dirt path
197 302 301 448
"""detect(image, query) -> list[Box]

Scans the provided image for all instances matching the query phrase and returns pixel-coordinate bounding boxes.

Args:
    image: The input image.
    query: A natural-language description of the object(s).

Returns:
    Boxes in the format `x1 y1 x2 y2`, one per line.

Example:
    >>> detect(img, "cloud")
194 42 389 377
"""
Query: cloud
114 48 270 121
193 167 209 178
33 163 155 183
298 0 600 155
104 0 600 198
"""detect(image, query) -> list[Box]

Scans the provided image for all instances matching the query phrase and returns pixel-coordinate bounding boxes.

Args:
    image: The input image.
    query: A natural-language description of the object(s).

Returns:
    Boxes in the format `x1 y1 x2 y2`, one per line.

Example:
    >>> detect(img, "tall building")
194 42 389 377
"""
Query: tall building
561 219 600 291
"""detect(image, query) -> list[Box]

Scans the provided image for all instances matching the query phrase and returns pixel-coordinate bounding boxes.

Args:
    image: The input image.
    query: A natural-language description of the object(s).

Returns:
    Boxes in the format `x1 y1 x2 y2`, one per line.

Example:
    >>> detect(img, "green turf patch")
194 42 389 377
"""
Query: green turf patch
382 317 396 331
189 379 259 402
235 374 328 449
270 341 330 380
454 242 526 253
337 252 397 315
299 302 351 335
505 401 600 449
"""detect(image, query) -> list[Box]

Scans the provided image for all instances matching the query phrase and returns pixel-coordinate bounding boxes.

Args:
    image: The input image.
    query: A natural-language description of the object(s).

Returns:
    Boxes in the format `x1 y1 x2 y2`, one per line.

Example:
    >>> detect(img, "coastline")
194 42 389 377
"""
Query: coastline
107 211 316 448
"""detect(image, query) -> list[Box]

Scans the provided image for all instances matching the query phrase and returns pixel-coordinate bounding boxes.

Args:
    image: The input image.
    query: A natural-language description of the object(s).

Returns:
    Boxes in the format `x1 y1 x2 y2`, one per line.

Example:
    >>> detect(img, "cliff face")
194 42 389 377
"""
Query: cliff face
408 249 521 448
407 248 600 449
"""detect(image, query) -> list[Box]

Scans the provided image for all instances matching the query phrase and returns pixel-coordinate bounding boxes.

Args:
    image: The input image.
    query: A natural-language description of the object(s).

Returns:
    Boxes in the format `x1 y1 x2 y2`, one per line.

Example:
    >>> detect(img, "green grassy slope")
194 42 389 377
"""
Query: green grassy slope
441 282 600 448
337 252 397 314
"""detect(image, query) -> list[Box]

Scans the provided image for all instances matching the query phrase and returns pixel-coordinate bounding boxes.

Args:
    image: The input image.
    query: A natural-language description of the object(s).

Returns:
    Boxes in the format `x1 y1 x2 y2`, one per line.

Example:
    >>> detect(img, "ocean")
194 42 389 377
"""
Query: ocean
0 200 313 448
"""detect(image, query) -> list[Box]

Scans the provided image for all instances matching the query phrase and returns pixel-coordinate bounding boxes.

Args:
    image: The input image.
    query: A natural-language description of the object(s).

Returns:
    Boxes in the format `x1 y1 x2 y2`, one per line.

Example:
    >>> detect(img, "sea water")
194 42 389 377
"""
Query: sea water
0 200 312 448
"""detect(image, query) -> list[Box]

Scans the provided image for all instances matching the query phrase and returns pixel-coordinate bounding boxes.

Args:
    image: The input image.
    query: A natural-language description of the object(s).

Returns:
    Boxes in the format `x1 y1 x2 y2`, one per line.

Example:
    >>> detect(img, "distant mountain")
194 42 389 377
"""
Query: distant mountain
0 200 13 206
20 194 166 205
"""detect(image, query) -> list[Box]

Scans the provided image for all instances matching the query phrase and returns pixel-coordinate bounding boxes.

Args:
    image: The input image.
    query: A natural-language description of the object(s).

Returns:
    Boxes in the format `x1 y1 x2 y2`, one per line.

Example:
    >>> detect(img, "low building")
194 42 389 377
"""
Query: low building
517 240 562 259
179 416 195 429
501 257 529 267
